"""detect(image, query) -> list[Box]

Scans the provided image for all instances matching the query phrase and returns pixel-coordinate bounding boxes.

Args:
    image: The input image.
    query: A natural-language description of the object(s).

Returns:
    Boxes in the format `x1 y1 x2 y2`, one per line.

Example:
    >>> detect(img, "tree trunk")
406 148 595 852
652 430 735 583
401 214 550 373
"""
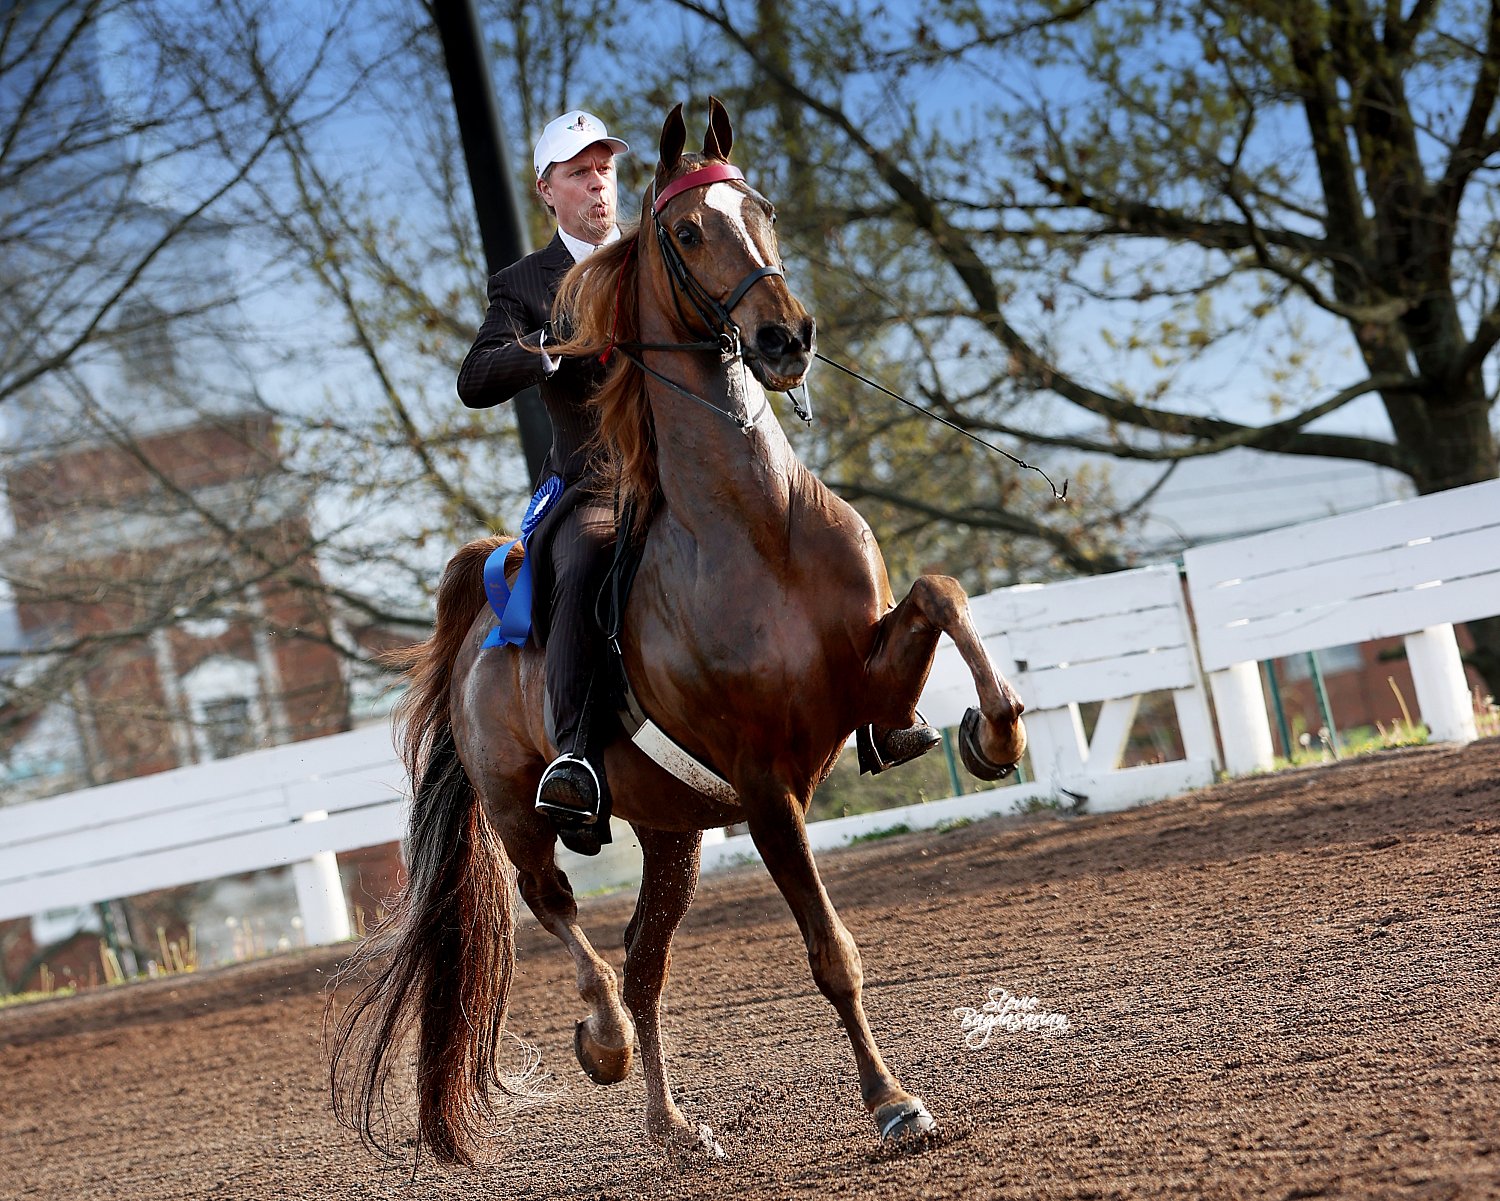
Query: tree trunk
1399 371 1500 695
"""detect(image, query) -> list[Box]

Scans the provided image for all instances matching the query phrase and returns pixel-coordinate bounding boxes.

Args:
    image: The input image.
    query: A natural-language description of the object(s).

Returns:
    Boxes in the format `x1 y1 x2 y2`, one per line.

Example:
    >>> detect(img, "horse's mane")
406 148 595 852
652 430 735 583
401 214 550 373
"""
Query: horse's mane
553 153 725 537
551 223 654 535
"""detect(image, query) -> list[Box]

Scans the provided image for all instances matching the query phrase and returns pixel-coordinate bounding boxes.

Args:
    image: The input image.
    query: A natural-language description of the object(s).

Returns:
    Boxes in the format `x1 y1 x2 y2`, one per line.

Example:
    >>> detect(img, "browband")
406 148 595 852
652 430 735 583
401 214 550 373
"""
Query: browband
652 163 746 213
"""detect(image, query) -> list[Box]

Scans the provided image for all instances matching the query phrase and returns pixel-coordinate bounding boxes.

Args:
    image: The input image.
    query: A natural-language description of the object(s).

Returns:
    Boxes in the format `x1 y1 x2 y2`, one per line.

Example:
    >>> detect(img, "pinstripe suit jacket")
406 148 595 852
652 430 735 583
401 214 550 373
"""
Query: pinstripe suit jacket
457 232 603 482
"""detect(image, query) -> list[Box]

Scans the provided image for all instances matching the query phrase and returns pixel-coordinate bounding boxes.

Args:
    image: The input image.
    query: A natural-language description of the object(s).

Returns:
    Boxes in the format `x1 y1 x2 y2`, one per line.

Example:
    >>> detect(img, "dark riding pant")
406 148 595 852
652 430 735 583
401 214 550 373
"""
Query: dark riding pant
546 497 616 759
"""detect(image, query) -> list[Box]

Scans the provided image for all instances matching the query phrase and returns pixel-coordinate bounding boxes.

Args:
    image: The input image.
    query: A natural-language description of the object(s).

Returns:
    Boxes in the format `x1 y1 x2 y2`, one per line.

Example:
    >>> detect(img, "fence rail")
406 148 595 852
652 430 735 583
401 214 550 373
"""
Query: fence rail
0 724 404 938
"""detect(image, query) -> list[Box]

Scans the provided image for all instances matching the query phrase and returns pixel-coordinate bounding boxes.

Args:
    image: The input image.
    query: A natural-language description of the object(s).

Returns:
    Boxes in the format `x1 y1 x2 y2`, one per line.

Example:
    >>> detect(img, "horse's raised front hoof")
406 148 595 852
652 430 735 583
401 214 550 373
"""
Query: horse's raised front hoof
574 1018 634 1085
874 1096 937 1142
959 707 1022 781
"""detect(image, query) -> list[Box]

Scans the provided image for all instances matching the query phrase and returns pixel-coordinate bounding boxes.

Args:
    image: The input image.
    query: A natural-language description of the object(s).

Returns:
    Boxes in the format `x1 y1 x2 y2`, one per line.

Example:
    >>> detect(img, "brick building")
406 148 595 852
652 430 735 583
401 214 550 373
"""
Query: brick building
4 410 350 785
0 390 360 990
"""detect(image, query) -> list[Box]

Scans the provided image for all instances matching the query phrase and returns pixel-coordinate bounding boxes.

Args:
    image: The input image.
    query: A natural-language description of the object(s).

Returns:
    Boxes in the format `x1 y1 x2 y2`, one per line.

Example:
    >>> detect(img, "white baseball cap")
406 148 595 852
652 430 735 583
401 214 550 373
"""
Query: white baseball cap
533 110 629 179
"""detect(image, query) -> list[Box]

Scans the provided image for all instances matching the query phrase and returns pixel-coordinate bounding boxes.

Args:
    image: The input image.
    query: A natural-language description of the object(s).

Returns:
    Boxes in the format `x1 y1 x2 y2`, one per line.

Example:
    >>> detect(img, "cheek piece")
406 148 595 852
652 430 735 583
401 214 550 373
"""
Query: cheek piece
650 164 785 343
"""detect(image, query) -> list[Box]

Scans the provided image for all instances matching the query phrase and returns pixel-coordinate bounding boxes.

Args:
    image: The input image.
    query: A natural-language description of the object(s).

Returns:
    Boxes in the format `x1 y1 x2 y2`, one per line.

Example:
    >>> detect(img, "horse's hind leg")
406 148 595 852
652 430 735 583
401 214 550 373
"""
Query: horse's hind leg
868 573 1026 775
492 805 637 1085
622 825 706 1150
744 791 934 1142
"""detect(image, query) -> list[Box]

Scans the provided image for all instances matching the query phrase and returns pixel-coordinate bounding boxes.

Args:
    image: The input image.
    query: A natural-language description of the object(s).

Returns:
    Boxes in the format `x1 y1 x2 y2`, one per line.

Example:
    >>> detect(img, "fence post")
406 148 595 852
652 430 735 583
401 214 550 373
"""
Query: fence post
1022 704 1089 781
291 811 351 945
1208 661 1276 776
1404 624 1478 745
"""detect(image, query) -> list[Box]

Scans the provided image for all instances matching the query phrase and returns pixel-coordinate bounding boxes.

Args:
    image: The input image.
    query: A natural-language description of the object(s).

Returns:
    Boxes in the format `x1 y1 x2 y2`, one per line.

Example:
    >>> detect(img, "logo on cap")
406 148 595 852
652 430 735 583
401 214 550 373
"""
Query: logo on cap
567 114 596 132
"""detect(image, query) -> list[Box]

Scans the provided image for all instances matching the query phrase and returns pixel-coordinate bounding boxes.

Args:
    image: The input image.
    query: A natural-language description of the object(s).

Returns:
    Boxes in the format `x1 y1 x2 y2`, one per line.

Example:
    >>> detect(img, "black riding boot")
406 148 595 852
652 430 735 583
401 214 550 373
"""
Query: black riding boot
536 657 615 855
537 740 614 856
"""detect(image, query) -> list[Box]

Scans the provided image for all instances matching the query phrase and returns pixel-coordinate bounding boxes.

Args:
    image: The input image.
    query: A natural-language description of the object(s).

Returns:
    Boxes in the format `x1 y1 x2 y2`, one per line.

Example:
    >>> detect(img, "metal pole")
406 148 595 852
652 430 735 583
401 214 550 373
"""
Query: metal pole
432 0 551 484
940 728 963 796
1307 650 1340 757
1263 659 1293 759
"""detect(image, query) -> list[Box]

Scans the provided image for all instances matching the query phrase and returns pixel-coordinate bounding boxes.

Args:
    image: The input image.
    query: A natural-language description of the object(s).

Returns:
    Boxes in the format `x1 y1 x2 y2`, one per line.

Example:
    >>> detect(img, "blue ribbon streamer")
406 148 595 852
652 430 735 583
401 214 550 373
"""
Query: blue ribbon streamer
481 475 566 649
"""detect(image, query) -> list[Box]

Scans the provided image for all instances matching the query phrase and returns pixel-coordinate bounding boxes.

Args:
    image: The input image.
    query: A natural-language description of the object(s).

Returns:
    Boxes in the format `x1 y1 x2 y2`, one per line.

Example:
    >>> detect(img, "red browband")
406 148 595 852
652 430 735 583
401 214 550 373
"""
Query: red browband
652 162 745 213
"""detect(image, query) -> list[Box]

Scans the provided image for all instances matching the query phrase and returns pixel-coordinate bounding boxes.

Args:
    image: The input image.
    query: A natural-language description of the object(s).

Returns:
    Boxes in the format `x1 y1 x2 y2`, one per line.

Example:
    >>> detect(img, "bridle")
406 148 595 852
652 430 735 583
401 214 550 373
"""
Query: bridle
650 162 784 356
613 162 811 431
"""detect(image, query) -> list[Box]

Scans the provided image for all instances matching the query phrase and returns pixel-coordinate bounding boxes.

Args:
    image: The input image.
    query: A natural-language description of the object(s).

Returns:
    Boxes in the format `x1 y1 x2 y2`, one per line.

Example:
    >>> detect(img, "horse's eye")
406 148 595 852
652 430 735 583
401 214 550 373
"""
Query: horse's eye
674 222 699 247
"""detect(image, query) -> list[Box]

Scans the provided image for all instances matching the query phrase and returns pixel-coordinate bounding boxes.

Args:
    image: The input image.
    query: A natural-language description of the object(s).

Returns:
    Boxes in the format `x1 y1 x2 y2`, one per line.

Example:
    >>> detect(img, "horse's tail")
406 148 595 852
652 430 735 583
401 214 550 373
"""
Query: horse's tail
329 535 523 1165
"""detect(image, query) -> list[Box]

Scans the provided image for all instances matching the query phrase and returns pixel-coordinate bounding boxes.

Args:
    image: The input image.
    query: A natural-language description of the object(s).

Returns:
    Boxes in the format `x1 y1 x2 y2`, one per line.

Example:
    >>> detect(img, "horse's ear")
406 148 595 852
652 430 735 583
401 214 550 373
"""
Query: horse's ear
702 96 734 161
658 103 686 177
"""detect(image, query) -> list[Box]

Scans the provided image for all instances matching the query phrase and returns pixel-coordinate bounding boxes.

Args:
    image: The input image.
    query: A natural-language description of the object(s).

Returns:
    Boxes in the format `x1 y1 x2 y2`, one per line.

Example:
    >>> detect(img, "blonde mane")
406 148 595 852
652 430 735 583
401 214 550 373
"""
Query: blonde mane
551 224 655 533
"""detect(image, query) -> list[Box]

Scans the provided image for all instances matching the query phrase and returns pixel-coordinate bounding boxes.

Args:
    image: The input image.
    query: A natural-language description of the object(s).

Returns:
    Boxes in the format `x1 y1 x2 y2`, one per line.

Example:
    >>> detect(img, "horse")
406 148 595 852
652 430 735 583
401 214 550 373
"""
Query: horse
330 98 1028 1163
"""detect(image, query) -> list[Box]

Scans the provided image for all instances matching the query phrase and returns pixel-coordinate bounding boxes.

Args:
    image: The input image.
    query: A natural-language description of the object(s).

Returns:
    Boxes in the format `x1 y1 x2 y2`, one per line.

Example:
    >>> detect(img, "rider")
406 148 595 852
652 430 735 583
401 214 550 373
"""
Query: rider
457 109 627 854
458 109 942 853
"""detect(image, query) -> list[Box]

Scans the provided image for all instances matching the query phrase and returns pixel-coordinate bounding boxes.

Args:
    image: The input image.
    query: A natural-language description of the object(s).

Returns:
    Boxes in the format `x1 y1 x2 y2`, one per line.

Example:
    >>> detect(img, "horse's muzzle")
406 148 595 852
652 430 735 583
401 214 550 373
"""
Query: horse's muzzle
750 317 815 388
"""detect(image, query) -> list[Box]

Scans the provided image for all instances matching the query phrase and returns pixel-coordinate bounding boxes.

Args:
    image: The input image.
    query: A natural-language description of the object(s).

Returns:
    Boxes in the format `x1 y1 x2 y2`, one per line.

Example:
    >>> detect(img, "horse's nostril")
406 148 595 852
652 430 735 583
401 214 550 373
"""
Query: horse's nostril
755 324 793 358
756 323 811 359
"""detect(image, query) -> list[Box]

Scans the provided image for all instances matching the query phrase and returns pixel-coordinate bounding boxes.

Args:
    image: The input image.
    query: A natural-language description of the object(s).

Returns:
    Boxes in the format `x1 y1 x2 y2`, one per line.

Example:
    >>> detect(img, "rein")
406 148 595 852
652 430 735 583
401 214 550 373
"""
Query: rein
812 353 1070 502
616 344 769 434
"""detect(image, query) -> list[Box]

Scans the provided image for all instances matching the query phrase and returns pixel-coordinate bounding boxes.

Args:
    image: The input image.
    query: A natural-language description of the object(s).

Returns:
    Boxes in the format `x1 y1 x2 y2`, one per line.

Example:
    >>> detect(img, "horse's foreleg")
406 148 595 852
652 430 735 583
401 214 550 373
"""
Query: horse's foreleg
497 807 637 1086
745 794 935 1142
868 573 1026 776
622 825 708 1151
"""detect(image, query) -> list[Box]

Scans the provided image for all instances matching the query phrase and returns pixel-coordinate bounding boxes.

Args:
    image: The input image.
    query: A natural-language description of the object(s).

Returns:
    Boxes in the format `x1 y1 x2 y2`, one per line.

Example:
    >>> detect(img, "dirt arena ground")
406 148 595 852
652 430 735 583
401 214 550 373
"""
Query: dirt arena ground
3 739 1498 1200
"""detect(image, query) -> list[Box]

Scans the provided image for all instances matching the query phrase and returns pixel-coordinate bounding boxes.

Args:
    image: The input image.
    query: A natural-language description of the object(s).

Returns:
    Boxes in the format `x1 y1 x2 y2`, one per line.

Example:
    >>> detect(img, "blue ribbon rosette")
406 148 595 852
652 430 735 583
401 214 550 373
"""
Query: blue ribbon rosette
480 475 566 649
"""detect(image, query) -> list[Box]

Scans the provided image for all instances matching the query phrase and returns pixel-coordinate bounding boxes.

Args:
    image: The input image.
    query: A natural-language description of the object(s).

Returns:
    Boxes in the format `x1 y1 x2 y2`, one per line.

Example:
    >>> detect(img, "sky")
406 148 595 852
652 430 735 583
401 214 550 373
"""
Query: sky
1128 450 1409 552
3 0 1486 638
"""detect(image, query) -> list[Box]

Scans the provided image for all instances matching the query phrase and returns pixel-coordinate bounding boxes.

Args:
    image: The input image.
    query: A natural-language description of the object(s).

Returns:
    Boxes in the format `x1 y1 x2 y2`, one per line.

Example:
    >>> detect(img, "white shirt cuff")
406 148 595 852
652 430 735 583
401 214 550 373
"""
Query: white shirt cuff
538 329 559 376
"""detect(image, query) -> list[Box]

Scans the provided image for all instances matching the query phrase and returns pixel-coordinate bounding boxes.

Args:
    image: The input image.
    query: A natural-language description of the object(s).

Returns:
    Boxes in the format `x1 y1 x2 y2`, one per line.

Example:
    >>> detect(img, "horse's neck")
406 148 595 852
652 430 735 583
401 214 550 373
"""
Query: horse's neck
645 342 803 542
636 321 891 647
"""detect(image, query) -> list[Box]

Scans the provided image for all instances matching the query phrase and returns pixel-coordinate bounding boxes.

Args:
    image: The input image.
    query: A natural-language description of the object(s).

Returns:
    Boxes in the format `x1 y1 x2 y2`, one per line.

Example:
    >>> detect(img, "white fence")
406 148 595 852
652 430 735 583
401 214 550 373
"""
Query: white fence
0 724 404 942
4 478 1498 944
1184 477 1499 774
921 562 1218 808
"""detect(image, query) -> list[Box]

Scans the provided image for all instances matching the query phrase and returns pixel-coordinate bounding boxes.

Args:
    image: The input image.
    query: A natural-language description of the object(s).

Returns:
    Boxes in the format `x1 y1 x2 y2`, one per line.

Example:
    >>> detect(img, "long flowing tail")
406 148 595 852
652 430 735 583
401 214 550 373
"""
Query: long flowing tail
328 536 523 1165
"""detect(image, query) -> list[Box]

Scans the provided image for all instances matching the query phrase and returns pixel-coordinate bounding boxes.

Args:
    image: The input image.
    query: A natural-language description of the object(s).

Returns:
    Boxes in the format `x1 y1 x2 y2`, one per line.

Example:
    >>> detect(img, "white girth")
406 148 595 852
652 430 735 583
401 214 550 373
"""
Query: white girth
617 678 737 804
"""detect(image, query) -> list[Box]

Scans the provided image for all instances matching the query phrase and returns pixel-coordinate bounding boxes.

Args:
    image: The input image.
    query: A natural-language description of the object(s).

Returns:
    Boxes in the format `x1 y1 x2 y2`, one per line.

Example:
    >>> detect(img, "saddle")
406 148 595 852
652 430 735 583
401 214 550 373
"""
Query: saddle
592 503 738 801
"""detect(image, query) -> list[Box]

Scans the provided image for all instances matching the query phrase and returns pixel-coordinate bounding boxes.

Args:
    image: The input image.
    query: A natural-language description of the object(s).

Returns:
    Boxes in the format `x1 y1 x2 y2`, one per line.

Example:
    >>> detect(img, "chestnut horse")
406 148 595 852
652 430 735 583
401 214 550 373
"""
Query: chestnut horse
330 99 1027 1163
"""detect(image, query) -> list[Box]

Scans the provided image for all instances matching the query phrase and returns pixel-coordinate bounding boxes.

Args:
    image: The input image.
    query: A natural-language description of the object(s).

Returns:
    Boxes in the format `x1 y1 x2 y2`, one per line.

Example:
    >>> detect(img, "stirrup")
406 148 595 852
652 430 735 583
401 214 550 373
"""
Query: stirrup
535 753 602 826
856 720 942 776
